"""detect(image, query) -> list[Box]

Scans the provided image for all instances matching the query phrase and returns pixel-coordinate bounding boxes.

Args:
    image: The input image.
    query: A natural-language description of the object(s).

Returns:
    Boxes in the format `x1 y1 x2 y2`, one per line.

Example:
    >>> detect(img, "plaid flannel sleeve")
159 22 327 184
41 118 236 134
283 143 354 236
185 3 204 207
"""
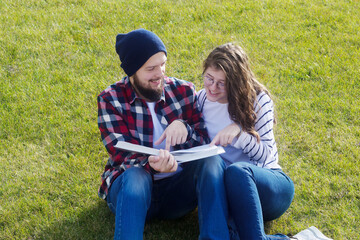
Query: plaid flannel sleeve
98 92 153 178
168 79 210 149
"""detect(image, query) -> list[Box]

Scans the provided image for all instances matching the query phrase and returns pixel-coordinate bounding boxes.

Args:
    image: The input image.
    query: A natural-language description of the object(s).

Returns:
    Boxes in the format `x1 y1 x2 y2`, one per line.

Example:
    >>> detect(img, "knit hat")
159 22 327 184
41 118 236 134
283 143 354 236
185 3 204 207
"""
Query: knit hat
115 29 167 76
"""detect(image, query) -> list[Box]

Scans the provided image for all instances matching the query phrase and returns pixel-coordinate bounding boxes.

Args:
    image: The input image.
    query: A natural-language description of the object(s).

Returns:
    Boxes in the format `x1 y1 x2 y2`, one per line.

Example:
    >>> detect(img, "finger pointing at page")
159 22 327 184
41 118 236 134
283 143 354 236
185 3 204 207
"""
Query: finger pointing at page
154 120 188 151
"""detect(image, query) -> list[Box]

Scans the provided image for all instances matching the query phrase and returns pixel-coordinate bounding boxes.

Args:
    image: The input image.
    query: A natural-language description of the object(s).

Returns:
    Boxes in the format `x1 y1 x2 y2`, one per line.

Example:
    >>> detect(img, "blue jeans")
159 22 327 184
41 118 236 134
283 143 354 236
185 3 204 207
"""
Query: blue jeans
106 155 230 240
225 162 294 240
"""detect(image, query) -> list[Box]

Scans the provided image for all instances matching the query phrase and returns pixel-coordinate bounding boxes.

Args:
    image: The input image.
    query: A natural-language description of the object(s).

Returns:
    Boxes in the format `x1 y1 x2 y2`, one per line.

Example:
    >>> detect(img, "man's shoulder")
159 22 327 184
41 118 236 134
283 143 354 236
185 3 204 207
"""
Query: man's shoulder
98 77 129 99
164 77 196 94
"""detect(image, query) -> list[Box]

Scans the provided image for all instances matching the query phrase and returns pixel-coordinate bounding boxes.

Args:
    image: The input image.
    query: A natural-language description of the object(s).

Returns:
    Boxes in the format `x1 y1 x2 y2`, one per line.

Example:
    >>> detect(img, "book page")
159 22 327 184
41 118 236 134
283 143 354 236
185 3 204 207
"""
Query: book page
114 141 160 156
170 144 220 155
173 145 225 163
114 141 224 163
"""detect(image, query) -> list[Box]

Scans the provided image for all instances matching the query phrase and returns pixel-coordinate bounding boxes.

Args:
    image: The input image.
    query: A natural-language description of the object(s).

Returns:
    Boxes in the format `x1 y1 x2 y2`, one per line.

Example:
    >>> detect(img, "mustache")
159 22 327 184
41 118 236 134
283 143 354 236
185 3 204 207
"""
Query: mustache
149 77 164 82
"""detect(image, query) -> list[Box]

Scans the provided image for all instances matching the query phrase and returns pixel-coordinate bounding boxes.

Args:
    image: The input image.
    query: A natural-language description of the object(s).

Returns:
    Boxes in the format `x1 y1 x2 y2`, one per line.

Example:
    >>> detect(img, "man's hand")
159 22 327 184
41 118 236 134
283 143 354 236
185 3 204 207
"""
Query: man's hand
154 120 188 151
148 149 178 173
210 123 241 147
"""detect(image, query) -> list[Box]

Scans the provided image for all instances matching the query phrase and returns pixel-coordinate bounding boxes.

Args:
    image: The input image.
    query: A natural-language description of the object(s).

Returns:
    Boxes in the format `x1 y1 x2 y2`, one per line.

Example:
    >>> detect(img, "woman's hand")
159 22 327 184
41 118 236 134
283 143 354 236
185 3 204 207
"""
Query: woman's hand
210 123 241 147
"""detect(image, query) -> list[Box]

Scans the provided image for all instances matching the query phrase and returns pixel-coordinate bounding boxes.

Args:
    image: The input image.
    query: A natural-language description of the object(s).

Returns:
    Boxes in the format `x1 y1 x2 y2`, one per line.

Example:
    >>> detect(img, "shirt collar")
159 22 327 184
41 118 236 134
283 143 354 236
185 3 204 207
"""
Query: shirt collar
124 76 166 104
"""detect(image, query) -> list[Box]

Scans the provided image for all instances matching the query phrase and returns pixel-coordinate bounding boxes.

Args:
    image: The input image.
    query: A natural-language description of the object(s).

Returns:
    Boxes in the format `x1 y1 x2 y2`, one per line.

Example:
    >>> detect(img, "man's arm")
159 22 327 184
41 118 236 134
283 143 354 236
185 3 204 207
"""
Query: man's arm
181 82 210 147
97 92 155 174
164 79 210 149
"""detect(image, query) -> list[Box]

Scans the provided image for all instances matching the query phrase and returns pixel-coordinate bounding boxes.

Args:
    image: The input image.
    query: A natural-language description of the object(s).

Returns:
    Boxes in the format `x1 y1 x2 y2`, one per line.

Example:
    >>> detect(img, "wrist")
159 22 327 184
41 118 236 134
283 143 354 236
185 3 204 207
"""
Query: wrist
175 119 190 142
175 119 187 126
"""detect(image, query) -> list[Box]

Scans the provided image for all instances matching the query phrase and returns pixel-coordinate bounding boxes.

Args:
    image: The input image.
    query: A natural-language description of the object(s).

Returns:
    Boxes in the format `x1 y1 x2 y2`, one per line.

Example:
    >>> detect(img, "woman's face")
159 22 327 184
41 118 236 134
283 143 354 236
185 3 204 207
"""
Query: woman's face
203 66 228 103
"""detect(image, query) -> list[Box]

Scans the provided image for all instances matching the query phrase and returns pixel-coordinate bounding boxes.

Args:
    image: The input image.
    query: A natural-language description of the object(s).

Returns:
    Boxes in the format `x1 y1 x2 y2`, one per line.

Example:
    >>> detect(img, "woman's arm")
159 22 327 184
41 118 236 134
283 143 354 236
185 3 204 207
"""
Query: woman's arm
232 92 278 166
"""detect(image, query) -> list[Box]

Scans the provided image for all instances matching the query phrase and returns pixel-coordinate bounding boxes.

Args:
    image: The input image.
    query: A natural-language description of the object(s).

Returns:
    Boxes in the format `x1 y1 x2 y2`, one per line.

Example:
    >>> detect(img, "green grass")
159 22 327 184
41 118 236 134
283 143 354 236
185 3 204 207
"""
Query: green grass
1 0 359 239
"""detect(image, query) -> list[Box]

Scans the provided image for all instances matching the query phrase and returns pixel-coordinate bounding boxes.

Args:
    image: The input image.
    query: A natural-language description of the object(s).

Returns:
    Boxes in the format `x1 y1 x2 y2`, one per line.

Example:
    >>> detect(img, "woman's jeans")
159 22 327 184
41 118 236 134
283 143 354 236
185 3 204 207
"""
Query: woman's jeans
106 155 230 240
225 162 295 240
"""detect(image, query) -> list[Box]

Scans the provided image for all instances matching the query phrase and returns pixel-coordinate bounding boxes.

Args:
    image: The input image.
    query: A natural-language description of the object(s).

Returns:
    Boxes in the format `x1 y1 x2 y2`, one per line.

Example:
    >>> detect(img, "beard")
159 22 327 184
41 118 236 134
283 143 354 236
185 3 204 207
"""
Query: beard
132 74 164 102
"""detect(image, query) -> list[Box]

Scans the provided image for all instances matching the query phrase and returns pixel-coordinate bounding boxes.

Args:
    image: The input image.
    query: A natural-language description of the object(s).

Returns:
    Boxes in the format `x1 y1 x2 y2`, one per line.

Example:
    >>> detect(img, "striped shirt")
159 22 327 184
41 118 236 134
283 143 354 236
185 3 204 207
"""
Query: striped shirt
197 89 280 169
97 76 209 199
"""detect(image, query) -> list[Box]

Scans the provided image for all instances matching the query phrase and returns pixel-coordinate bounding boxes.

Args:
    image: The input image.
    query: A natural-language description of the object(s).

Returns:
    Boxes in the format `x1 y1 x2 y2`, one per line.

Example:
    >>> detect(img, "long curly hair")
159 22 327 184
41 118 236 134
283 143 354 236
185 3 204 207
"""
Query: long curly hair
203 43 273 141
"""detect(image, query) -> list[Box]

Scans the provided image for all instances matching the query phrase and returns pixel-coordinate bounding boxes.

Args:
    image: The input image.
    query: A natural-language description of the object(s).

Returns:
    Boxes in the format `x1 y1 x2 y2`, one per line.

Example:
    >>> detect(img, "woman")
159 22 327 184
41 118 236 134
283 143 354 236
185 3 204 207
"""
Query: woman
197 43 295 240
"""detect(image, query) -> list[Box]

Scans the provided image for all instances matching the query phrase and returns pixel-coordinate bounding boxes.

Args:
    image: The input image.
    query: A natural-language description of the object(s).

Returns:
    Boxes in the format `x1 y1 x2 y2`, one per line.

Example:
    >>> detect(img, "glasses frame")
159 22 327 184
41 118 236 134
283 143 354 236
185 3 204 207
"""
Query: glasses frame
203 74 226 91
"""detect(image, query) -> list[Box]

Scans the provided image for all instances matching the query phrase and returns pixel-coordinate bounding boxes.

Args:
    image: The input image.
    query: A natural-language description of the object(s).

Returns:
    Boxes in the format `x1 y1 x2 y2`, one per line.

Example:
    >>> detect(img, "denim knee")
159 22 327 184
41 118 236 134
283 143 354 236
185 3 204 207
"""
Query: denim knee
199 155 226 176
122 167 152 199
107 167 152 214
225 162 253 185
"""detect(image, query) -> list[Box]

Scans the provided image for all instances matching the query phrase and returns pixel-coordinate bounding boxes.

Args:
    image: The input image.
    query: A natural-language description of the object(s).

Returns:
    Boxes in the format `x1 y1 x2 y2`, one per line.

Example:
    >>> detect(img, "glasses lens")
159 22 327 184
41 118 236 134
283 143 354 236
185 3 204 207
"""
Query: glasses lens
203 75 225 91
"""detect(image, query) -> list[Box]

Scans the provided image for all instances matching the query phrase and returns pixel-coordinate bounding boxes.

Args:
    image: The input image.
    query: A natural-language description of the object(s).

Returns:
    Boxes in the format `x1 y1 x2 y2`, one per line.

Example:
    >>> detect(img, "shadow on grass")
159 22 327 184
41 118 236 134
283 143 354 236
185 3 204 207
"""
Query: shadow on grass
35 200 200 240
144 210 199 240
34 200 114 240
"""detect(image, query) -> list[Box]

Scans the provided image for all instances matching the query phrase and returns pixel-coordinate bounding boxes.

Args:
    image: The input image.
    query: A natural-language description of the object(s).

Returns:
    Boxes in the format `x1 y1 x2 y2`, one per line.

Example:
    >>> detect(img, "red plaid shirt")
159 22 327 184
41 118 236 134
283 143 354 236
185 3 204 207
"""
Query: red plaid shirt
97 76 209 199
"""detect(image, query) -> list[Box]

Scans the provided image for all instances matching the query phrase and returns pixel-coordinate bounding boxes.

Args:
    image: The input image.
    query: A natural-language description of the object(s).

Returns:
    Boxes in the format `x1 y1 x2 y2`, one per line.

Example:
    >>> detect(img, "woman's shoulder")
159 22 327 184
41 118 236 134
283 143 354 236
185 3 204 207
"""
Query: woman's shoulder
257 91 271 101
254 91 274 113
197 88 206 97
196 89 207 111
257 91 273 106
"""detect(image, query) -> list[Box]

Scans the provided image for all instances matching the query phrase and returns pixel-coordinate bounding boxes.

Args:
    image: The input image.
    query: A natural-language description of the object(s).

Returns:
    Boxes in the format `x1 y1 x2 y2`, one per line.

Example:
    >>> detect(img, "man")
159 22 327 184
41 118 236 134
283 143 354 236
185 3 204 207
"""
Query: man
97 29 229 240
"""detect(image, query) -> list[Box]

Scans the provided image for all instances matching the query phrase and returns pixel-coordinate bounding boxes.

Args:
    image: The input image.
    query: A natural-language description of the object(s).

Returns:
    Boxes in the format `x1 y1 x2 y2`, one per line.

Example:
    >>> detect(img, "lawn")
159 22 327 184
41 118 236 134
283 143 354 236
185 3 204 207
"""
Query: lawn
0 0 359 239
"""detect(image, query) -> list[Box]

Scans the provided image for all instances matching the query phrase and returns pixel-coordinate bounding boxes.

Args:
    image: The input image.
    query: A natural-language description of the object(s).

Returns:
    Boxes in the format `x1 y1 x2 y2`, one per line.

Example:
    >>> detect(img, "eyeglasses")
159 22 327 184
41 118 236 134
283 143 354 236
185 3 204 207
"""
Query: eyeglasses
203 75 226 91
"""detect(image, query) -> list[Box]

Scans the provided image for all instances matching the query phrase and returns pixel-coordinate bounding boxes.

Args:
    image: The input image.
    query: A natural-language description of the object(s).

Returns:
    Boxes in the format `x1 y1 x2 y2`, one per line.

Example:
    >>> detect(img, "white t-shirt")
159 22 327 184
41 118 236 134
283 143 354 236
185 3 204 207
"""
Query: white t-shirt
146 102 182 180
197 89 281 169
201 99 250 166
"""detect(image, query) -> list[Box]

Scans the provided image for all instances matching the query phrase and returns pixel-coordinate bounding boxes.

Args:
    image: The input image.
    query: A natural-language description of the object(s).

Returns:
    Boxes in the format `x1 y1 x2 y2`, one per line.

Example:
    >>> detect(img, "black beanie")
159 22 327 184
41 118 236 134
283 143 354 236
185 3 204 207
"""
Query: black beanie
115 29 167 77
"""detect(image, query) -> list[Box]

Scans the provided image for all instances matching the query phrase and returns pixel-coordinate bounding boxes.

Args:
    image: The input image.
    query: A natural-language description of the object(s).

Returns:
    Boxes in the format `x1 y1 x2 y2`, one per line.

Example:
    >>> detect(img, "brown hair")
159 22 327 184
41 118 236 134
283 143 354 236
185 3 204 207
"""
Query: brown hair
203 43 273 141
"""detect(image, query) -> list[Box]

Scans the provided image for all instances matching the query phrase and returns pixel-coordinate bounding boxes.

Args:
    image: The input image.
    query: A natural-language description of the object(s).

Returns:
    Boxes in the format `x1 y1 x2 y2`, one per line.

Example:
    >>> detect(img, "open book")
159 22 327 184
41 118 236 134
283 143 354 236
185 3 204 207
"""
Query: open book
114 141 225 163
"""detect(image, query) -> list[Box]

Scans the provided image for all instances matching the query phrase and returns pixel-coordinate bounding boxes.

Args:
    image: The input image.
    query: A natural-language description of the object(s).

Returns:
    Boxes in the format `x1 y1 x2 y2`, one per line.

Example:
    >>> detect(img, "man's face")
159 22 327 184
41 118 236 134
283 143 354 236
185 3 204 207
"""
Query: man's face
130 52 167 102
